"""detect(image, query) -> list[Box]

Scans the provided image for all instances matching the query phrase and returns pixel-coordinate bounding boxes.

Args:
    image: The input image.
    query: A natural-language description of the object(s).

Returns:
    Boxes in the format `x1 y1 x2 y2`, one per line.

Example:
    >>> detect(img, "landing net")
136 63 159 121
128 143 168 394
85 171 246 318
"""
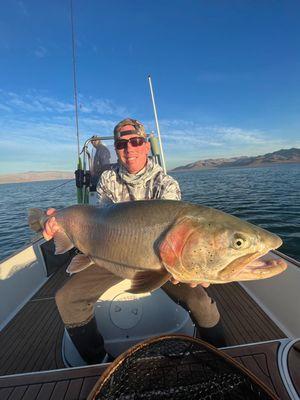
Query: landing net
88 335 277 400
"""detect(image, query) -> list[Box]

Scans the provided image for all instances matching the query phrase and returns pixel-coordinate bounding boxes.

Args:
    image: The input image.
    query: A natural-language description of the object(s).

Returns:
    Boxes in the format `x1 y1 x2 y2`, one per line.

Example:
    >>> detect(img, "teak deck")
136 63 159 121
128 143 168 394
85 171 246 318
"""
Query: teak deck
0 265 286 377
1 341 297 400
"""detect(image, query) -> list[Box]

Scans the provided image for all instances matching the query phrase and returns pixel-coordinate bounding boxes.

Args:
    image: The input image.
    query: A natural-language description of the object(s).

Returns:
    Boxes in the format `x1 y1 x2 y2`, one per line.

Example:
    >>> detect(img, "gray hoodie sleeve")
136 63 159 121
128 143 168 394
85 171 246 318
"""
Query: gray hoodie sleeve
154 173 181 200
96 170 115 205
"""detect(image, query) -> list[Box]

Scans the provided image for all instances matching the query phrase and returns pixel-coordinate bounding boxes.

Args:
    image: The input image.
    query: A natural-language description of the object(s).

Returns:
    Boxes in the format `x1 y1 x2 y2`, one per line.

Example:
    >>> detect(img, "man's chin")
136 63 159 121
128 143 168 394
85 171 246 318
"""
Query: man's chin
124 161 146 174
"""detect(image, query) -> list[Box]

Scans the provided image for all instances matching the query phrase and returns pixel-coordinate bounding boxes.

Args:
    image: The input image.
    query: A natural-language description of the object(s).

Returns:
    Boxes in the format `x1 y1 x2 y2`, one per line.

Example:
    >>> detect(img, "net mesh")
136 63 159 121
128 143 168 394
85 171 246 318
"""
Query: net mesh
89 335 277 400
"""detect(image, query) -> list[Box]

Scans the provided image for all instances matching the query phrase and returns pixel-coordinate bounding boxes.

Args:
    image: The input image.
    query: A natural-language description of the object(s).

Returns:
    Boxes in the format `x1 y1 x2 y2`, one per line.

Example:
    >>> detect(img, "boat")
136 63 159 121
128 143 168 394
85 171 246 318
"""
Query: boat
0 130 299 400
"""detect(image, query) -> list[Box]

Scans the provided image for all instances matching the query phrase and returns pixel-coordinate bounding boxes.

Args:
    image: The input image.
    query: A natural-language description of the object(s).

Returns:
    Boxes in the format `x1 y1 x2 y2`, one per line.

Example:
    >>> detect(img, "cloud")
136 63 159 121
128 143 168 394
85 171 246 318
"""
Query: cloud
17 1 29 16
0 90 298 172
0 89 132 172
144 119 269 147
0 103 11 112
0 116 117 173
141 118 299 168
79 97 127 116
209 126 267 145
91 45 98 54
0 90 129 117
34 46 47 58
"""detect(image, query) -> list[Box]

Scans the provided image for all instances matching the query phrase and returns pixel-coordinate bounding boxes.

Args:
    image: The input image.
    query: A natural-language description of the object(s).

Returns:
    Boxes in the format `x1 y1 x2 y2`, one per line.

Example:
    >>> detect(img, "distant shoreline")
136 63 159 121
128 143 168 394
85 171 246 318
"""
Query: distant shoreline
170 148 300 172
0 177 74 185
0 161 299 184
0 171 74 185
171 161 300 173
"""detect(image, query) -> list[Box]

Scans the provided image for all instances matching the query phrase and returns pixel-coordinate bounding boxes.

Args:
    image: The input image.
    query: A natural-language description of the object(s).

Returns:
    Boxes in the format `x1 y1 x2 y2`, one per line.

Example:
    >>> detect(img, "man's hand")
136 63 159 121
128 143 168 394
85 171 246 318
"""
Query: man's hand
43 208 59 241
170 277 210 288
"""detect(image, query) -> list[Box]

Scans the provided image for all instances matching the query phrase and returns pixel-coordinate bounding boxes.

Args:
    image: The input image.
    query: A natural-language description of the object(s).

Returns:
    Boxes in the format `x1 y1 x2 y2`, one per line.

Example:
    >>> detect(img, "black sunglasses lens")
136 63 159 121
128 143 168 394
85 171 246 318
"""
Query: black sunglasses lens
115 140 127 150
130 138 145 146
116 138 145 150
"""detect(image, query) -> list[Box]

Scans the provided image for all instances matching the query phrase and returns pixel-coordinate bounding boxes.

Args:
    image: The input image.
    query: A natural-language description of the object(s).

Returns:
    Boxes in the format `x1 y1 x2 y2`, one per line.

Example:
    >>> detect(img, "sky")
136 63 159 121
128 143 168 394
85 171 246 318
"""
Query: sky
0 0 300 173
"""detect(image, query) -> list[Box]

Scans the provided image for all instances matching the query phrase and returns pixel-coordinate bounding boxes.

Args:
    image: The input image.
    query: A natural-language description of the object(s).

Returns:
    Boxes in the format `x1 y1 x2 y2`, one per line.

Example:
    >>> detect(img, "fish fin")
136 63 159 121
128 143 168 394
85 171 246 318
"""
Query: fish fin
66 254 93 274
28 208 44 232
159 217 199 269
127 270 171 294
53 231 74 254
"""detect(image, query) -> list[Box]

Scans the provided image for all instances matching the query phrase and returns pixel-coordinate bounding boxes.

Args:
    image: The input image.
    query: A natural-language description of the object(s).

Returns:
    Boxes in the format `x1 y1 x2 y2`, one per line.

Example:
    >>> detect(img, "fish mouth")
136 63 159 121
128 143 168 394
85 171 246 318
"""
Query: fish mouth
219 251 287 282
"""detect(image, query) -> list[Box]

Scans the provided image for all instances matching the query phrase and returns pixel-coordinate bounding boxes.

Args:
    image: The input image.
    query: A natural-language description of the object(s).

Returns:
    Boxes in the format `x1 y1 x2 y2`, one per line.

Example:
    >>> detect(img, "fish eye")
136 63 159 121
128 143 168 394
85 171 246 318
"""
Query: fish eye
231 234 248 250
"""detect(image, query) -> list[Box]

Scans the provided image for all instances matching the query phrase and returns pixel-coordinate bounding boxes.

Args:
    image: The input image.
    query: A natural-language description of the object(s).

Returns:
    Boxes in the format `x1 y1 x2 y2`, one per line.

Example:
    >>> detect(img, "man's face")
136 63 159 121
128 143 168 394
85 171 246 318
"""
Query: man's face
115 129 150 174
91 139 101 148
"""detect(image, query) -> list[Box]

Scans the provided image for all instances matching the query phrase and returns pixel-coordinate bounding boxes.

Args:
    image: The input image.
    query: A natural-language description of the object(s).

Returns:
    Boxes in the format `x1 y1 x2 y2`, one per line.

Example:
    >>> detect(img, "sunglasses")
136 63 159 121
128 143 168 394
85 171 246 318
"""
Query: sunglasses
115 137 146 150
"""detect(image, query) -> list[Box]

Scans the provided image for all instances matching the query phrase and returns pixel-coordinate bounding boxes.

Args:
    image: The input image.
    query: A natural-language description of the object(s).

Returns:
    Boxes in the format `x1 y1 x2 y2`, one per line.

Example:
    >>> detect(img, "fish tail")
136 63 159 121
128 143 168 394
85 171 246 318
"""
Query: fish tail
28 208 46 232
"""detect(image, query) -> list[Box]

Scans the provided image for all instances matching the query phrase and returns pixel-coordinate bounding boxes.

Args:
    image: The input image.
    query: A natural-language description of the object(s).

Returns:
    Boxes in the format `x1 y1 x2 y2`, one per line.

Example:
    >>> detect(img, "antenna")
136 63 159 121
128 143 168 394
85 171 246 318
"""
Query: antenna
70 0 80 158
148 75 167 173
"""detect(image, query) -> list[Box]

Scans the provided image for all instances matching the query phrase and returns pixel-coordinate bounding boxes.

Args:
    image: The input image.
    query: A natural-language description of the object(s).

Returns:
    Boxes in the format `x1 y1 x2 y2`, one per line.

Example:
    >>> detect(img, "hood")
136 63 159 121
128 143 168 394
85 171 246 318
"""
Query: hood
117 158 163 186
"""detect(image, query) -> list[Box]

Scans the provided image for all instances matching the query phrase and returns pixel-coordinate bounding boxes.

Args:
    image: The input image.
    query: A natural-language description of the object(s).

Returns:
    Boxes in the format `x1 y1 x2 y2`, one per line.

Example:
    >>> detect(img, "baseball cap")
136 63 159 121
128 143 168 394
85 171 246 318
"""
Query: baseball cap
113 118 146 140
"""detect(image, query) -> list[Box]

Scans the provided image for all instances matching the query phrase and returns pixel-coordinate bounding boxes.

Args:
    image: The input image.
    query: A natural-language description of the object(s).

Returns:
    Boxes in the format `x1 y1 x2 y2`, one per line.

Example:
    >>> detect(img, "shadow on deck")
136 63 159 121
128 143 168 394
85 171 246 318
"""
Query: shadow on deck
0 266 286 376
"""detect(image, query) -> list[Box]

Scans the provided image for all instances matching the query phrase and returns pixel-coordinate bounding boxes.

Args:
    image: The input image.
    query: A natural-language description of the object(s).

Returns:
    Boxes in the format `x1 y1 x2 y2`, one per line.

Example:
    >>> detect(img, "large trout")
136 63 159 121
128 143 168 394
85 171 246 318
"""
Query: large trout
29 200 287 293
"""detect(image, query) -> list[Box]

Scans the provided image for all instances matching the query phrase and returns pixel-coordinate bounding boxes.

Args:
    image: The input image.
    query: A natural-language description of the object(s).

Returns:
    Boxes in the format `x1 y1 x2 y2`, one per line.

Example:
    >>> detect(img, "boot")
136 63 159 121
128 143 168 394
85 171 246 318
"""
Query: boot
195 319 227 348
66 316 107 364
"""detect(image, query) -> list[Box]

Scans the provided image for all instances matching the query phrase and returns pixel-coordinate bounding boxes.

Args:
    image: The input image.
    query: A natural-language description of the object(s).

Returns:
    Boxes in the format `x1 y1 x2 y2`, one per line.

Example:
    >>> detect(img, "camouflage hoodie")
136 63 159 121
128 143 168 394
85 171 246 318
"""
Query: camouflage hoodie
96 159 181 204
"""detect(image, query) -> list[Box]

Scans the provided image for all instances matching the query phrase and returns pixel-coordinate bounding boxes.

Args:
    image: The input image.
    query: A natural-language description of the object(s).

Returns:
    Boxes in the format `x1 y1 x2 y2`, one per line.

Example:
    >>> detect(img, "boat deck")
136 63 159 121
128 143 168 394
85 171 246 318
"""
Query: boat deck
1 340 298 400
0 265 286 376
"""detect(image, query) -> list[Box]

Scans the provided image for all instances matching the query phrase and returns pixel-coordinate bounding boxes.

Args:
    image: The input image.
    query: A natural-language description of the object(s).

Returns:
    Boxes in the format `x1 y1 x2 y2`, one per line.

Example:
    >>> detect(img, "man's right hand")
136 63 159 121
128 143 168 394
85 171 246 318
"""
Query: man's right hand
170 277 210 288
43 208 59 241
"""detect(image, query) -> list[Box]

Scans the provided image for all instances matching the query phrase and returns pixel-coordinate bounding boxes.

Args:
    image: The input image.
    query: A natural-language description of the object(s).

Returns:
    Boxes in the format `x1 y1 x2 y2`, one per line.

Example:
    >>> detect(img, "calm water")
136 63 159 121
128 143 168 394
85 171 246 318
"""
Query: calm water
0 164 299 262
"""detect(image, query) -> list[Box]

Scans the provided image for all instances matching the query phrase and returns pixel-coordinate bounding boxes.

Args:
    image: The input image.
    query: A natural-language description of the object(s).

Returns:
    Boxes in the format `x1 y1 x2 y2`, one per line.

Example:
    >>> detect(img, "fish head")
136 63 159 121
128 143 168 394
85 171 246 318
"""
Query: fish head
159 208 287 284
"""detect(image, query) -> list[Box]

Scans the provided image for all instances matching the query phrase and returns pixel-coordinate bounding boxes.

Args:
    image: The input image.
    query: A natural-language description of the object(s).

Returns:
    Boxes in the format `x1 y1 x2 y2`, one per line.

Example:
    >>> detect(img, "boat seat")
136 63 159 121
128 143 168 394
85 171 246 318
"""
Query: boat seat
62 280 194 367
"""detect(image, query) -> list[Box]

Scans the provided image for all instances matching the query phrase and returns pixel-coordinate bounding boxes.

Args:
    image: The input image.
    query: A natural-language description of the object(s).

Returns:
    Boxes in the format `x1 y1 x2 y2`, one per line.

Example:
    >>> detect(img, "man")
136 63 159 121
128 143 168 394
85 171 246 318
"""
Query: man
96 119 181 203
89 137 111 190
43 118 225 365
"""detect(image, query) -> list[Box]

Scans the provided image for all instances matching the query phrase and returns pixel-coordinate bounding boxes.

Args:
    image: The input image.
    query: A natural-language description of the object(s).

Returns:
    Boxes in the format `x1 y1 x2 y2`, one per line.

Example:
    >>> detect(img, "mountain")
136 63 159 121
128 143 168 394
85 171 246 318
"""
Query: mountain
0 171 74 184
171 148 300 172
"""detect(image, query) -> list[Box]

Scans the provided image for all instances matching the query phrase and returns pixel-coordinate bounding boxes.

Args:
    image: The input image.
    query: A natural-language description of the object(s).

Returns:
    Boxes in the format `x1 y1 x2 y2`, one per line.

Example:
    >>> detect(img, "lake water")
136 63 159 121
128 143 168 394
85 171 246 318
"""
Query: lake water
0 163 299 262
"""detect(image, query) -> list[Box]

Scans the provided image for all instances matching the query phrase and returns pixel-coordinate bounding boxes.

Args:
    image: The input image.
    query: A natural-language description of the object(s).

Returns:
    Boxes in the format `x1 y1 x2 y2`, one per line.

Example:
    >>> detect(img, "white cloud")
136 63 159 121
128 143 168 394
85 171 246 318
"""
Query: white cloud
0 91 298 172
91 45 98 54
17 1 29 16
0 90 129 117
0 103 11 112
34 46 47 58
144 119 270 148
141 118 299 169
78 97 128 116
0 90 129 173
211 126 267 144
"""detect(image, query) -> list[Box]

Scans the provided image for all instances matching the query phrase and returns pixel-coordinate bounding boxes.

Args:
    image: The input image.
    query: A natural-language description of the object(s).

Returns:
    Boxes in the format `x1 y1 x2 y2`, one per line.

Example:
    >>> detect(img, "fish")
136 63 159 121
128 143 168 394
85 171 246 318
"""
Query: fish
28 200 287 293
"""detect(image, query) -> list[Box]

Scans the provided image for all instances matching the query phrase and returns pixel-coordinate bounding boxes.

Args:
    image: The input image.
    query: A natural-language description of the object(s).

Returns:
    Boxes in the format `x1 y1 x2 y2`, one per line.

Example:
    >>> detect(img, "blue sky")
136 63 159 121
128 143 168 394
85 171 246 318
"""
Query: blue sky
0 0 300 173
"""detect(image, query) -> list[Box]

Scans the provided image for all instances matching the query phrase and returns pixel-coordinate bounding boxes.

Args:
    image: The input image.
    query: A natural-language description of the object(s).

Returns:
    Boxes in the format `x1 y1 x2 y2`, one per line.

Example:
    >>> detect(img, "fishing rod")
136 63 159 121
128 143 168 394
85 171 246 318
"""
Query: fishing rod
70 0 90 204
50 178 74 191
70 0 80 159
148 75 167 173
31 179 75 205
